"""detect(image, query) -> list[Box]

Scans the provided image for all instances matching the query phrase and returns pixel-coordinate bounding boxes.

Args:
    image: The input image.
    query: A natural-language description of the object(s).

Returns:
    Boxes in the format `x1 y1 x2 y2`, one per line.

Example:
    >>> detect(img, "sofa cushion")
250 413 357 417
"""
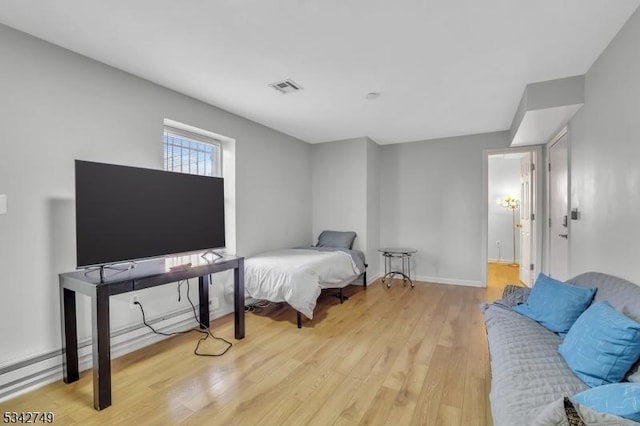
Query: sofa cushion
559 301 640 387
568 272 640 384
572 383 640 422
483 304 588 425
512 273 596 334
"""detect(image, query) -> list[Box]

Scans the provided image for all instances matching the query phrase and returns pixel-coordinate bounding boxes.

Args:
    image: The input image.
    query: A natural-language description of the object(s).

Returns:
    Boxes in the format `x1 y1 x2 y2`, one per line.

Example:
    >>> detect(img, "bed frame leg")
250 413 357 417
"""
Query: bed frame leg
339 288 345 304
297 311 302 329
363 269 367 289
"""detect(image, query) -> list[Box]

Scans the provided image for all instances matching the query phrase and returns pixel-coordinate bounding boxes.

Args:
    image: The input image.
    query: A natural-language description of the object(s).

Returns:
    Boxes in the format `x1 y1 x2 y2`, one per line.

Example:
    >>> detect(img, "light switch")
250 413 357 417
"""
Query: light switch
0 194 6 214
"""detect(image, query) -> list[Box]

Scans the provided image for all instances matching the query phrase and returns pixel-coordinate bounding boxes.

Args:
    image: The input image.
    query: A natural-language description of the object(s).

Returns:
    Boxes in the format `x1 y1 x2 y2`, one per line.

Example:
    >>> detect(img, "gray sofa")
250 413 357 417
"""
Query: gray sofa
483 272 640 425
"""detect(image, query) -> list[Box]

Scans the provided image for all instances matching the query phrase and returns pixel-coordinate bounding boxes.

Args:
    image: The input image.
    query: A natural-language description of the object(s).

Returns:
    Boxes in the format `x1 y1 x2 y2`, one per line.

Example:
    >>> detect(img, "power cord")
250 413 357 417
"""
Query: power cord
134 278 232 357
245 300 272 313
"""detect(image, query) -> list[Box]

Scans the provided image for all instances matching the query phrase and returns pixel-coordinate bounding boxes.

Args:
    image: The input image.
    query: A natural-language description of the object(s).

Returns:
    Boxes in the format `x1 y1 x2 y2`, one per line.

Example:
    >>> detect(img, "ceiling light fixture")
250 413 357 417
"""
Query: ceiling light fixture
366 92 381 100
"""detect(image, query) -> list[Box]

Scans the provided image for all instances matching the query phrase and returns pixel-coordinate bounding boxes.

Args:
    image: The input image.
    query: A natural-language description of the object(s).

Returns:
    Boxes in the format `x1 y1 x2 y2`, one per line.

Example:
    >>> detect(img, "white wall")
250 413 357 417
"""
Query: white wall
568 7 640 284
0 23 311 369
488 155 522 263
379 132 510 286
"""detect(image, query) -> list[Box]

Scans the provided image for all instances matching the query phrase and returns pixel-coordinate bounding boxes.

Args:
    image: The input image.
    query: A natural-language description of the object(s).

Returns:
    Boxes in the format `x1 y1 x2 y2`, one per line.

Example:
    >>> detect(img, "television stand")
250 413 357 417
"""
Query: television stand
169 262 192 271
59 255 244 411
201 249 223 260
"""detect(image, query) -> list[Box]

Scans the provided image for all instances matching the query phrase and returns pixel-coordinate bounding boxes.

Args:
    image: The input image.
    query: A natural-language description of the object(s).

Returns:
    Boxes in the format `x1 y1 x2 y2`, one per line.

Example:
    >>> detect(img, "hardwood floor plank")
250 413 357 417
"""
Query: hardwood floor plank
436 404 462 426
383 363 429 425
260 396 303 426
336 346 396 423
358 385 397 425
305 376 362 426
0 278 510 425
462 376 488 426
282 370 348 425
410 344 452 425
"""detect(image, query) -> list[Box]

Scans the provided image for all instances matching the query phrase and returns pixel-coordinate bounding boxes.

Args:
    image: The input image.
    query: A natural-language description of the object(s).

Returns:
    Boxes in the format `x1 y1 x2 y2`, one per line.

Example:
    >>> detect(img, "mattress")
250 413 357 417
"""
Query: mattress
244 248 364 319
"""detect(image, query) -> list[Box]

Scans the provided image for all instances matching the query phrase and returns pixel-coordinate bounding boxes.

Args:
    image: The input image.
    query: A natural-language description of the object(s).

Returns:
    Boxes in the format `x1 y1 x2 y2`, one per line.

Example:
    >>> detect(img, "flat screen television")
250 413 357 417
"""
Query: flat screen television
75 160 225 268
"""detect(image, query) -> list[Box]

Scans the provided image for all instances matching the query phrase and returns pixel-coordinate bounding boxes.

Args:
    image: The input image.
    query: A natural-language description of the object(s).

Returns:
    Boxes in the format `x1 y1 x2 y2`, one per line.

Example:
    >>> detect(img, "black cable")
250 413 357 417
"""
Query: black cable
245 300 272 313
134 279 232 357
183 278 233 357
135 300 197 337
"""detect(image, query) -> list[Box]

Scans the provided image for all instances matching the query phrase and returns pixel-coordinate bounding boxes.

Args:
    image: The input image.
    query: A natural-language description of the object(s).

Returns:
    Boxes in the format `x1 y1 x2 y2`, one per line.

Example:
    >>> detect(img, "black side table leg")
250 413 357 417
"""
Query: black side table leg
60 286 79 383
234 259 245 339
92 288 111 410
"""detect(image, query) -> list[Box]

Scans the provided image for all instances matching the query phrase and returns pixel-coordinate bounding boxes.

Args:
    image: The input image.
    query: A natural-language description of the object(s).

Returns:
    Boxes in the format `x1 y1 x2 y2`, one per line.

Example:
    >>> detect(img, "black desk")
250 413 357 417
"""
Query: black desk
59 254 244 410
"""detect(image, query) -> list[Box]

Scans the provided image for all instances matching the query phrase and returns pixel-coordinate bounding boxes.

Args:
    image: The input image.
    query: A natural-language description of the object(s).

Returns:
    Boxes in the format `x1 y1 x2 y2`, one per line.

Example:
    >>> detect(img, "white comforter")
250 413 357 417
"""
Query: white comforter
244 249 362 319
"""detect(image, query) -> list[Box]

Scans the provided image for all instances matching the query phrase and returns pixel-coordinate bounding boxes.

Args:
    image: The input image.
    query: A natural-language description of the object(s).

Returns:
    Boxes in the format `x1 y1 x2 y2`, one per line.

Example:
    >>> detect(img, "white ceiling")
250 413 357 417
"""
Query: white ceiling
0 1 638 145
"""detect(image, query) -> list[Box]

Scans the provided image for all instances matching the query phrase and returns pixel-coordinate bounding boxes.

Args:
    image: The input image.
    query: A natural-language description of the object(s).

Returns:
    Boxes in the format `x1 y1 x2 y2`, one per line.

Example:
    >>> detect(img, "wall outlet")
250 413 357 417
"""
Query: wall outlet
496 240 501 246
210 297 219 310
129 294 140 309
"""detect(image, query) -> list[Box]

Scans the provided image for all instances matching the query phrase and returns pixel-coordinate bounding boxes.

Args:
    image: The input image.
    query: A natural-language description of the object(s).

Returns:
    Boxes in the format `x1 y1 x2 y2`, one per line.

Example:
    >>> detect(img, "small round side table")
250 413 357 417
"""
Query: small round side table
379 247 417 288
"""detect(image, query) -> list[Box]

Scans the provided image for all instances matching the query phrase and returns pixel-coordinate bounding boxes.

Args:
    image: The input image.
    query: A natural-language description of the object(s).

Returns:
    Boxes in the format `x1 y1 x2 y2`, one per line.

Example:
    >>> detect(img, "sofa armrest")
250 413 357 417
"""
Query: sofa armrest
498 285 531 307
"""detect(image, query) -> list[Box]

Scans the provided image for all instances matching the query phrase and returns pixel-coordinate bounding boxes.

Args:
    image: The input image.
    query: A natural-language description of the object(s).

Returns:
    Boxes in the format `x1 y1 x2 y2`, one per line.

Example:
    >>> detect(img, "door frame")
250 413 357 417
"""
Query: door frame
544 127 570 277
482 145 544 287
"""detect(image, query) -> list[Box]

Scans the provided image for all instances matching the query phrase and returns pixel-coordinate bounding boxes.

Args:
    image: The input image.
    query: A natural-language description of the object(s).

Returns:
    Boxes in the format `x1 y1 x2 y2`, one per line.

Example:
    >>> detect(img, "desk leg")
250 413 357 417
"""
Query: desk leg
92 288 111 410
234 259 245 339
198 275 210 329
60 286 79 383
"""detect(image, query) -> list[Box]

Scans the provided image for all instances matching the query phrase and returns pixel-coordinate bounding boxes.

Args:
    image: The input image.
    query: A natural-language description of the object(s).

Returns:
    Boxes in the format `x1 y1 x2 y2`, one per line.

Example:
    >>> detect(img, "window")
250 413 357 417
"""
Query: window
163 127 221 177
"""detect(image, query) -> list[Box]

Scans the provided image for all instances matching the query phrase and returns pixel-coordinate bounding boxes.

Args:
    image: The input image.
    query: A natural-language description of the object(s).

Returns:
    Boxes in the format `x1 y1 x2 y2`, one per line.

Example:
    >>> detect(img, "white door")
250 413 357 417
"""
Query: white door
548 133 569 280
519 153 534 286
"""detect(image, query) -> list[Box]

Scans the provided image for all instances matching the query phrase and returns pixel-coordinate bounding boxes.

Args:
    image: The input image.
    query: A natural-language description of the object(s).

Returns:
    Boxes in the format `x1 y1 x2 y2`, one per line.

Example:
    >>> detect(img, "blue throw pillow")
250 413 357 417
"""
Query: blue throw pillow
573 383 640 421
559 301 640 387
512 273 596 334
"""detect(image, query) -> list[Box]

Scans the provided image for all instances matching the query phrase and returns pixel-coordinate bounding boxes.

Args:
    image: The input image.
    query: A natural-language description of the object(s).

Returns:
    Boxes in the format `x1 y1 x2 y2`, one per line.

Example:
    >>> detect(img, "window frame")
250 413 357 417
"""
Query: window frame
163 126 222 177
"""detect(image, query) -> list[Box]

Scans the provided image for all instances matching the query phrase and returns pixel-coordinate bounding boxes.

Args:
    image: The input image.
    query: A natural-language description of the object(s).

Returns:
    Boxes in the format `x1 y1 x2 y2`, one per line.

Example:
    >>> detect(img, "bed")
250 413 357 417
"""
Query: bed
244 231 367 327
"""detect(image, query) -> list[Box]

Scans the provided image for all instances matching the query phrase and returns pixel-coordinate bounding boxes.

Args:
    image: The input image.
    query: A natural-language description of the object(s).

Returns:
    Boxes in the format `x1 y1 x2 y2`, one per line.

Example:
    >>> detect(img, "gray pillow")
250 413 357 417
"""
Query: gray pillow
316 230 356 249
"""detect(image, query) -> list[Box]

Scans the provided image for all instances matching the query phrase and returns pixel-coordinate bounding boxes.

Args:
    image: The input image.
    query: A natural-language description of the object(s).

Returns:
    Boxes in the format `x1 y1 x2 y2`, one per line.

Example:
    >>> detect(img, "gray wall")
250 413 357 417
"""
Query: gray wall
568 7 640 283
366 138 381 275
311 138 367 251
310 137 380 282
379 132 510 286
0 23 311 366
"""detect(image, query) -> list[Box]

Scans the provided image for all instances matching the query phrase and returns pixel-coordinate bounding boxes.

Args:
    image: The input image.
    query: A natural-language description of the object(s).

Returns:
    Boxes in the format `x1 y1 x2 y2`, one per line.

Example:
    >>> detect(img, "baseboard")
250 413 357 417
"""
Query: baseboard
488 259 520 265
0 304 232 403
367 273 381 286
413 275 484 288
348 272 381 287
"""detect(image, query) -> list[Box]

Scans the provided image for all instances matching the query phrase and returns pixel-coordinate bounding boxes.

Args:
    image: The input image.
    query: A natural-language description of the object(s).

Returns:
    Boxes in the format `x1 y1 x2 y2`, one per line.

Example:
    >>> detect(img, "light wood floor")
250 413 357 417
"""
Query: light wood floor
1 275 514 425
487 262 523 289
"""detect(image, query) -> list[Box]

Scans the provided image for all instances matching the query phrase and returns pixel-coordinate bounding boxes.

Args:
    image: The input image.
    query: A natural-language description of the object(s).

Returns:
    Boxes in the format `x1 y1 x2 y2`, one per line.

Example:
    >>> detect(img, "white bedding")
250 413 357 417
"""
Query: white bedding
244 248 362 319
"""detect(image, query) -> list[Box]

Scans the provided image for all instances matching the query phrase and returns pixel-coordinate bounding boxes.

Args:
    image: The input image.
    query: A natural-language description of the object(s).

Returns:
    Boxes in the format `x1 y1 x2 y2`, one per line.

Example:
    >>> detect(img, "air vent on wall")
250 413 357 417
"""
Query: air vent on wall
269 79 303 94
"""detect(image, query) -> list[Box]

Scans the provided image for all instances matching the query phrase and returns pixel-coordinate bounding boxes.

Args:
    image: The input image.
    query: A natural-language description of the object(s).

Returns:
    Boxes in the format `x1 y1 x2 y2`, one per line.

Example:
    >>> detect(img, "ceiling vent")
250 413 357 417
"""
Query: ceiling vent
269 79 303 94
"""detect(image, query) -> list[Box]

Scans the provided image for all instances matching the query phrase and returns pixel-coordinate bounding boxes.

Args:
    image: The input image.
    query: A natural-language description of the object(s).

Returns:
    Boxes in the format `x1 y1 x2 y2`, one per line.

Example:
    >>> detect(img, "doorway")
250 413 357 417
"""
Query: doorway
547 130 570 280
483 147 542 288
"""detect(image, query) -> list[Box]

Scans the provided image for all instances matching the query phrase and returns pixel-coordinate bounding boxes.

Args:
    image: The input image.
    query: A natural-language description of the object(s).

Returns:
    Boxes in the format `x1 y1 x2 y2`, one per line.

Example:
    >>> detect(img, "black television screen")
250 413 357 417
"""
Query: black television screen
75 160 225 267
